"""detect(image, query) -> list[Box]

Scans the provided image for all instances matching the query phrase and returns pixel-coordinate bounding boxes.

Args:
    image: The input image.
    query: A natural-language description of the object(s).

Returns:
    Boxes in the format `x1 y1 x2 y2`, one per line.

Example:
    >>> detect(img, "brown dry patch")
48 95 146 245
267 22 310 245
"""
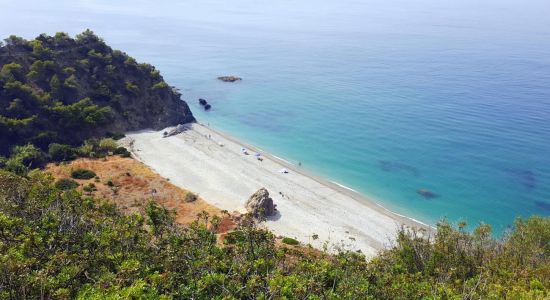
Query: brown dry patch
217 215 237 234
45 156 221 225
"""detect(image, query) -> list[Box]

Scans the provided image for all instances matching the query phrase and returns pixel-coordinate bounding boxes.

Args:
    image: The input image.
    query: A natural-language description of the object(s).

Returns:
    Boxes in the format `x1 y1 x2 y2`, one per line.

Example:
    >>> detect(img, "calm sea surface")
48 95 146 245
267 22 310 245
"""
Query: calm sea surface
2 0 549 233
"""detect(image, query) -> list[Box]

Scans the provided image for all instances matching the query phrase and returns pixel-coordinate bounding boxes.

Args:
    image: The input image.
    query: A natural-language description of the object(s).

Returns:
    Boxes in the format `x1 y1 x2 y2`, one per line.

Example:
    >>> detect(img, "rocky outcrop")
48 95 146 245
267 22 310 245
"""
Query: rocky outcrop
0 31 195 154
245 188 275 217
198 98 211 111
217 75 242 82
163 124 186 138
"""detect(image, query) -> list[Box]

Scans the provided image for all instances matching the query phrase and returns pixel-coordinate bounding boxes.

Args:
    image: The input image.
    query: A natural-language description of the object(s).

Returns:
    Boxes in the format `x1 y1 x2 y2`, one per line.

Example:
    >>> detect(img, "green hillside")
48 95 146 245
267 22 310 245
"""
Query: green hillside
0 31 194 156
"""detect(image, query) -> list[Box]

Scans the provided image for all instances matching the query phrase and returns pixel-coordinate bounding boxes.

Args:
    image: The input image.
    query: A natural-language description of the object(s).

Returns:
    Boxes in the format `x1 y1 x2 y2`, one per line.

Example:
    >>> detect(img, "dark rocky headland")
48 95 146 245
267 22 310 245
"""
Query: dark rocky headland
0 30 194 155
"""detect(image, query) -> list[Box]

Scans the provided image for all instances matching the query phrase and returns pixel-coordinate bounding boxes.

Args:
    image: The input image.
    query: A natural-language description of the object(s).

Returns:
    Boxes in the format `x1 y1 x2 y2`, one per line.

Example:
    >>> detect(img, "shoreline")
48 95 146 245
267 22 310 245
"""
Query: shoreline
123 123 432 256
198 122 433 229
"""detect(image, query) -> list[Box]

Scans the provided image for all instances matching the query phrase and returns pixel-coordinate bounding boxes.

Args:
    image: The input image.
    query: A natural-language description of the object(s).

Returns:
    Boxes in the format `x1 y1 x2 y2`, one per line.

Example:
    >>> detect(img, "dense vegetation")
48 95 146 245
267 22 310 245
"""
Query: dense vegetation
0 137 132 177
0 30 548 299
0 31 194 157
0 170 548 299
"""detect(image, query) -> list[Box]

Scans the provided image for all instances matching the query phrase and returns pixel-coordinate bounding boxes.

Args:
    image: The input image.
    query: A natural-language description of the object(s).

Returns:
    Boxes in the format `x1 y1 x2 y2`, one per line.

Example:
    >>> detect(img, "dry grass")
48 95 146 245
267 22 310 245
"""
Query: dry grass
45 157 313 251
45 156 223 225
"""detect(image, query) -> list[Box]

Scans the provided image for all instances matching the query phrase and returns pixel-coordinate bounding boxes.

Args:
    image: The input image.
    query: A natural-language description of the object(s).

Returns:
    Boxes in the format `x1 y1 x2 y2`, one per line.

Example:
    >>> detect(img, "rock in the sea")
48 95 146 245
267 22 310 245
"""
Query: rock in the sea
204 104 211 110
199 98 208 106
245 188 275 217
217 75 242 82
417 188 439 199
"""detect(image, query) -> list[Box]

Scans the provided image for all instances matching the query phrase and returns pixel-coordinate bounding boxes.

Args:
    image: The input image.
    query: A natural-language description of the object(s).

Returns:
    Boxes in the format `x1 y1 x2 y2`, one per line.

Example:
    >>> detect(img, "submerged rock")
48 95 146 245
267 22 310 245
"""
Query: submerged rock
505 168 536 189
417 189 439 199
199 98 208 106
217 75 242 82
245 188 275 217
204 104 211 110
534 201 550 212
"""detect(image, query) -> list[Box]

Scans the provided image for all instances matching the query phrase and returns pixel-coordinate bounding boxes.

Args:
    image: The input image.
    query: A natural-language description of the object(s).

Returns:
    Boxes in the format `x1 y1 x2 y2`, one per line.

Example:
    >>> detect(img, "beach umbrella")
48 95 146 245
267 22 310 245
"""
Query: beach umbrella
255 153 261 157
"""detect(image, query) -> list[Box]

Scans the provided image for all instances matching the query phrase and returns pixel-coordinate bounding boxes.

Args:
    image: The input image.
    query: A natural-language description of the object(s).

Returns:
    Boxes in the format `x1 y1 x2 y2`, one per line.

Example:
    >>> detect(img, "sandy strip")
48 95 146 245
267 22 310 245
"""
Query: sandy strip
123 123 429 257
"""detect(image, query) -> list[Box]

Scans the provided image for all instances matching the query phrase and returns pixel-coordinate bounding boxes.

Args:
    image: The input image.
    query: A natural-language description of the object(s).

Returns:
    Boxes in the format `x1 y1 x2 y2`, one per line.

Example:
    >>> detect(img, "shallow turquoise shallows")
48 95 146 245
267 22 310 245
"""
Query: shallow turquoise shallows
2 0 549 233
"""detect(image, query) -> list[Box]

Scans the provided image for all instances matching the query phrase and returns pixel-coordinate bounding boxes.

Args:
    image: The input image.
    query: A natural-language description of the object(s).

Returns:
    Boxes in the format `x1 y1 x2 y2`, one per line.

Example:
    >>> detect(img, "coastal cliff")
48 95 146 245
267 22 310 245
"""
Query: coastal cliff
0 30 194 155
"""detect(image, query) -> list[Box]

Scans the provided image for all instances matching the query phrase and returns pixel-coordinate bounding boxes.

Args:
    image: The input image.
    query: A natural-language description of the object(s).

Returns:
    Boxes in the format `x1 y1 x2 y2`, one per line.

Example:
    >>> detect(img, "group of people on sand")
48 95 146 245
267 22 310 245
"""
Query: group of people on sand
241 147 264 161
240 146 304 173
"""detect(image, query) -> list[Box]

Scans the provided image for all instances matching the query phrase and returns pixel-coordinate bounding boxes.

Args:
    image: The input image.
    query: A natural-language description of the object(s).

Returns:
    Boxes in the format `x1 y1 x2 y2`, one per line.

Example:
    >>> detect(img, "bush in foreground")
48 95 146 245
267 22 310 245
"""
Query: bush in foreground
282 237 299 245
184 191 198 202
48 143 77 162
54 178 79 190
114 146 131 157
71 168 96 179
0 169 548 299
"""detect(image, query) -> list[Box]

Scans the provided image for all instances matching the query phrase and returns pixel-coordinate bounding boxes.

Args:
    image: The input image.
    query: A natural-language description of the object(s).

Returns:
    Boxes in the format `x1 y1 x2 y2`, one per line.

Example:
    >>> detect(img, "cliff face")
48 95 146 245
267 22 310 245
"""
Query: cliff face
0 31 194 154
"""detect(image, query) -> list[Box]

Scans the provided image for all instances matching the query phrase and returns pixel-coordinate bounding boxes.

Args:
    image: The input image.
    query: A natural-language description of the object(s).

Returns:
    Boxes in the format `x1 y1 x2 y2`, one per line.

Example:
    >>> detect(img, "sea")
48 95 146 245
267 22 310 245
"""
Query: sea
2 0 549 234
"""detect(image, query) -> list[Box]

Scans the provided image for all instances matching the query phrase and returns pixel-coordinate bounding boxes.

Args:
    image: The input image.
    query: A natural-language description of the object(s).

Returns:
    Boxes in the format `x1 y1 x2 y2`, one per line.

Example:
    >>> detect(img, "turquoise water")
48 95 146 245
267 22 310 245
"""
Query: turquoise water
2 0 550 233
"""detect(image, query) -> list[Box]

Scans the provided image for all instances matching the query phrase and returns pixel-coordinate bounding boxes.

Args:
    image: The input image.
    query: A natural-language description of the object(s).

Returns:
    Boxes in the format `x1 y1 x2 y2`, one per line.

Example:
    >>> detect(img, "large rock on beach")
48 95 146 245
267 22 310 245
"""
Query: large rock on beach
163 124 186 138
245 188 275 217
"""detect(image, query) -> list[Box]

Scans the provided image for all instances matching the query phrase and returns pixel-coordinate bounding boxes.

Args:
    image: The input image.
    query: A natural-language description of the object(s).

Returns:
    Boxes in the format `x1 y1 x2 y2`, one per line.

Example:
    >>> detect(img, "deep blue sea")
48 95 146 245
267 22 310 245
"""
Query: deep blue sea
2 0 549 233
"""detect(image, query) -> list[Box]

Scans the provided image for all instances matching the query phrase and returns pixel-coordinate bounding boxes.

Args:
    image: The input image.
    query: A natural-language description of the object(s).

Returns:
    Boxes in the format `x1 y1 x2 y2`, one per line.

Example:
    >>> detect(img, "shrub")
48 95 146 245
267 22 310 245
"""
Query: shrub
48 143 76 162
114 146 131 157
82 183 97 193
150 69 160 79
0 62 23 81
49 74 61 95
125 81 139 94
98 138 118 152
5 144 47 175
71 168 96 179
4 159 28 176
63 74 78 89
78 140 97 157
63 67 75 75
224 231 246 245
184 192 198 203
106 179 114 187
282 237 299 245
87 49 103 59
107 132 125 140
10 144 47 167
152 81 168 90
124 57 137 66
55 178 79 190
